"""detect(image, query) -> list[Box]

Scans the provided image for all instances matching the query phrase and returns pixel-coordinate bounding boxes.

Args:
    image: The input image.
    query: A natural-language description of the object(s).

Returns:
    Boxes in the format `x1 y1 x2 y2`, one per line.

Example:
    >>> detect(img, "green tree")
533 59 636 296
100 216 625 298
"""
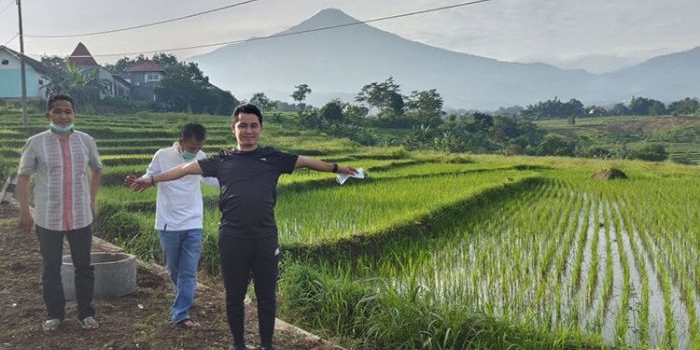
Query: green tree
491 115 519 143
154 65 198 112
629 96 666 115
355 82 382 112
632 144 668 161
406 89 443 114
104 54 146 74
319 99 344 123
667 97 699 116
355 77 403 115
40 56 66 76
154 58 237 114
152 53 179 68
291 83 312 116
537 135 575 156
291 84 312 104
521 97 585 119
402 89 443 128
250 92 276 112
41 56 70 96
343 103 368 120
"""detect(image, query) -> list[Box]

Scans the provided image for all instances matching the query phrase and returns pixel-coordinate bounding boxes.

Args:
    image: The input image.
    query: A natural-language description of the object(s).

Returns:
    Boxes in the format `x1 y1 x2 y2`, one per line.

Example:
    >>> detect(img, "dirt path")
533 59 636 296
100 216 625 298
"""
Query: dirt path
0 202 341 350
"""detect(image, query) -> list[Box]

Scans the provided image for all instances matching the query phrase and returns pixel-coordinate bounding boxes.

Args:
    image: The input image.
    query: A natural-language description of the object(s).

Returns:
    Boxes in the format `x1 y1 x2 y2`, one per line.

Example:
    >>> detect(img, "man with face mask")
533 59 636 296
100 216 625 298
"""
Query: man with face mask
125 122 218 328
16 94 102 332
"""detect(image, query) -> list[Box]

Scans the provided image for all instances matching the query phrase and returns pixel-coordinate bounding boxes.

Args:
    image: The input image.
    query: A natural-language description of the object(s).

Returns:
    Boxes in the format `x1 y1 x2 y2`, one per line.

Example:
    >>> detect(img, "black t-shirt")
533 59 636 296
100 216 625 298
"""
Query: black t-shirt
198 146 298 238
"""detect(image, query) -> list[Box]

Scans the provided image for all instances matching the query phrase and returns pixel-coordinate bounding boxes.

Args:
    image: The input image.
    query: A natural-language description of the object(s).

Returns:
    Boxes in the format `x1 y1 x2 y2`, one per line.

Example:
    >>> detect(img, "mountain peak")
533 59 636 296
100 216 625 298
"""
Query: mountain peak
191 9 699 109
292 8 360 31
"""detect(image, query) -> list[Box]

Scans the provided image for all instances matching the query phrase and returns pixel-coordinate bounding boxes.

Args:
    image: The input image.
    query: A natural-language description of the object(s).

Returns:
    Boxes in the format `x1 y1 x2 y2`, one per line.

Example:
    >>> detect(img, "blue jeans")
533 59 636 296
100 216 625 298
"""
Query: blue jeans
158 228 202 323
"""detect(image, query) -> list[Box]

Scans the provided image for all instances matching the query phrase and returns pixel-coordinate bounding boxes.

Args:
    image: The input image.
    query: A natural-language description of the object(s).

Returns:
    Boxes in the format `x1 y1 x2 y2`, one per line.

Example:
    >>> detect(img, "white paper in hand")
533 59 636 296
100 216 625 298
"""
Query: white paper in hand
336 167 365 185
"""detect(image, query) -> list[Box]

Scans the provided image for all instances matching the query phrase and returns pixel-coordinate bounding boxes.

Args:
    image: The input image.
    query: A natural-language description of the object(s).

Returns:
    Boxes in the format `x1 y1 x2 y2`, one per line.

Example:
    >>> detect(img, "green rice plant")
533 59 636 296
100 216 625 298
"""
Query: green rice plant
550 192 580 325
568 193 592 296
612 209 631 345
600 200 615 324
275 170 534 245
620 202 649 347
585 198 601 311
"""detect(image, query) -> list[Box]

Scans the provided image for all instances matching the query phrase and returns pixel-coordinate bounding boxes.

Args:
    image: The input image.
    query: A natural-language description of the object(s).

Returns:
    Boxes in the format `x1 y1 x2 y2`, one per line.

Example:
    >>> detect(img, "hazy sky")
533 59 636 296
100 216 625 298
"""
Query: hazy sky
1 0 697 73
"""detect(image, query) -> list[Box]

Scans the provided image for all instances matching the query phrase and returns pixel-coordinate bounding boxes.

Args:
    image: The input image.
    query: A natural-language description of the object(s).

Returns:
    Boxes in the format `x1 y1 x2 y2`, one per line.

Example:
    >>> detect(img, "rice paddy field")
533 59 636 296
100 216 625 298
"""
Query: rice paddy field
2 110 699 350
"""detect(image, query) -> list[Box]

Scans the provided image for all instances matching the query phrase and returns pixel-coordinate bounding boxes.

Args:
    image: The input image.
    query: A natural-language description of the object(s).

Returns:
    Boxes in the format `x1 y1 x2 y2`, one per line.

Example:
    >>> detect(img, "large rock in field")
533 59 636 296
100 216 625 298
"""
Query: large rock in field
591 168 628 180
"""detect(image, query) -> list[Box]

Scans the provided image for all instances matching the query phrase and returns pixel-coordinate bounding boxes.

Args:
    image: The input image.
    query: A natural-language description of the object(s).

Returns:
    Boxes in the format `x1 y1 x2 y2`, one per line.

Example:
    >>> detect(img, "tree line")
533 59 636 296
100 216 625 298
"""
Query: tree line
265 77 696 162
520 95 700 121
40 53 238 115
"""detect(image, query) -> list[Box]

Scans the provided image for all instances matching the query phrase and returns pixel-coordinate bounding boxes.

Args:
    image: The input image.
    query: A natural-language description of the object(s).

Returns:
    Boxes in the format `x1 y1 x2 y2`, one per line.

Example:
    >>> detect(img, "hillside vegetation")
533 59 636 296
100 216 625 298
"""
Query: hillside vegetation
534 114 700 165
1 109 699 350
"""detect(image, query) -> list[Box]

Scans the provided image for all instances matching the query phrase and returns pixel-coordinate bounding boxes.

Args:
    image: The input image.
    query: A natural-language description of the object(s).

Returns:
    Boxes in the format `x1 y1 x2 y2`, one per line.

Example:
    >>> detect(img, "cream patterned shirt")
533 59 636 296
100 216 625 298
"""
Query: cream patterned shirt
18 130 102 231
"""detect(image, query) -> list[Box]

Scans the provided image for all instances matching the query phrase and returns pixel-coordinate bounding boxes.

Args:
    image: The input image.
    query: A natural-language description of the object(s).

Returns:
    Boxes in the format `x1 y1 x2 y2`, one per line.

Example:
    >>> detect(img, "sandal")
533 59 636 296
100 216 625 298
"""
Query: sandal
42 318 62 332
78 316 99 330
175 317 199 328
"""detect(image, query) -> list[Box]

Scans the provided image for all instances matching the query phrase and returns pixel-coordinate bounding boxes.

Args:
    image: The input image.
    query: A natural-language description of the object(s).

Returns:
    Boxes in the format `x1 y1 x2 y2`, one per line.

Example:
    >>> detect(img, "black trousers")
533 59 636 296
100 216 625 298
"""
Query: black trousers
219 234 279 348
36 225 95 320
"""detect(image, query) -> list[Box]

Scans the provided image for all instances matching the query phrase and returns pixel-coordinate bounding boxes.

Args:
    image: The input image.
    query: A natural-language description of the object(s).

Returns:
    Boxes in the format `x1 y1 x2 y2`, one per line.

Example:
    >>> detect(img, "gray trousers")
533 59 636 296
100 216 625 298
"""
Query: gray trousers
36 225 95 320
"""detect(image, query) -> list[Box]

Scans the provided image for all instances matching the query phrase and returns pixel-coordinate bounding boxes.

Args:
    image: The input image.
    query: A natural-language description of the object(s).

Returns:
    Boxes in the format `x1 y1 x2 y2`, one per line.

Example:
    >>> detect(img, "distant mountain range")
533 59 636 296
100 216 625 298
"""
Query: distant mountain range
189 8 700 110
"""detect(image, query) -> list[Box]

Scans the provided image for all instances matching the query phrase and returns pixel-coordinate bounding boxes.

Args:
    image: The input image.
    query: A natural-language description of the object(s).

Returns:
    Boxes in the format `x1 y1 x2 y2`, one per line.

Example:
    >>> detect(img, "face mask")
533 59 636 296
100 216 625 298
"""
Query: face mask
182 151 197 161
49 122 74 133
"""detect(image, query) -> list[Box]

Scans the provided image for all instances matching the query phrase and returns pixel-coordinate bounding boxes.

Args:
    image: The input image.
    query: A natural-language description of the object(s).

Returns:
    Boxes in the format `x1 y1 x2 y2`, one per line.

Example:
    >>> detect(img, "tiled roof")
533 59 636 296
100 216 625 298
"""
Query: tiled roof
68 42 98 66
124 60 166 72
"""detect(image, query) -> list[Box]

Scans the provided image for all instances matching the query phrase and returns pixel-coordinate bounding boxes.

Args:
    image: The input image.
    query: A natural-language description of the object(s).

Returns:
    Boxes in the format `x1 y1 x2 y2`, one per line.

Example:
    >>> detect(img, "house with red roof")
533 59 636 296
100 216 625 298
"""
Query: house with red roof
68 42 130 99
122 59 167 101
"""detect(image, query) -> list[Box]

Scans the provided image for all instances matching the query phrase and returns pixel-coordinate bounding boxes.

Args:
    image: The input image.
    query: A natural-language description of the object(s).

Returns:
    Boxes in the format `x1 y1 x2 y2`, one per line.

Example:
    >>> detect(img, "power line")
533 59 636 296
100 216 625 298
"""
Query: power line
0 0 14 16
24 0 262 38
2 33 18 46
1 0 17 48
57 0 500 59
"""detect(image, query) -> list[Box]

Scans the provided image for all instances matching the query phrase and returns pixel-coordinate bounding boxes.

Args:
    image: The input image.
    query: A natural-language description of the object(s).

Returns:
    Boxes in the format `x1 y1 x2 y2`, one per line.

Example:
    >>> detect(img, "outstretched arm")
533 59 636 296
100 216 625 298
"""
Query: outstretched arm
127 161 204 192
295 155 357 175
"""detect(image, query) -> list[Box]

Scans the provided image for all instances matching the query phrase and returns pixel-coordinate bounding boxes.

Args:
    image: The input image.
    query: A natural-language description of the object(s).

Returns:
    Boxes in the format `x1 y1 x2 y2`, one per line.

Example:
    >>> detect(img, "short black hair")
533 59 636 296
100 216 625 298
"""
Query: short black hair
180 122 206 141
231 103 263 125
47 94 74 111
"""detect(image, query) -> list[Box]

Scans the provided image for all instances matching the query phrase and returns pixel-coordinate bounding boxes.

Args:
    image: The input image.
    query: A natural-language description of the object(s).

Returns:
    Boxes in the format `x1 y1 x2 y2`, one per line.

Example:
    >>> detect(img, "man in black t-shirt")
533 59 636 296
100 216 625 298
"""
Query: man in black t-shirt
129 103 357 350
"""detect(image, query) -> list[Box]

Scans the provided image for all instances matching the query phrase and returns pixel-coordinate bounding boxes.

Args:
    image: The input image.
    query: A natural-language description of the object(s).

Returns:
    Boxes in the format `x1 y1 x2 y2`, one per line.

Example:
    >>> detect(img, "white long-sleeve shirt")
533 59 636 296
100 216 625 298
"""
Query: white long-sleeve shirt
144 142 218 231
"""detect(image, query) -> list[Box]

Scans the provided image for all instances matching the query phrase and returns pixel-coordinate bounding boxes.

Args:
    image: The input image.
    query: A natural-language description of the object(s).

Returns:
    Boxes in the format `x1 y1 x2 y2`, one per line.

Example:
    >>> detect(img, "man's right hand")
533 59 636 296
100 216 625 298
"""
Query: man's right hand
19 209 34 233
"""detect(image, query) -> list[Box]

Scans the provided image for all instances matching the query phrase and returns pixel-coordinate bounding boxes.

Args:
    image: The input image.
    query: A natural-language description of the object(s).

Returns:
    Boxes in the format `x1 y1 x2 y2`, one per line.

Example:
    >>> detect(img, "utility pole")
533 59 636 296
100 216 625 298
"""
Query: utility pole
17 0 28 126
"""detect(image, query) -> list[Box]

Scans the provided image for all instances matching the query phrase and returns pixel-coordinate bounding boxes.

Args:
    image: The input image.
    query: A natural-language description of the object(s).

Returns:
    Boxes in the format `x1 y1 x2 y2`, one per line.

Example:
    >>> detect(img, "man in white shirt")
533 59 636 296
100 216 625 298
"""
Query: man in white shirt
126 122 217 328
